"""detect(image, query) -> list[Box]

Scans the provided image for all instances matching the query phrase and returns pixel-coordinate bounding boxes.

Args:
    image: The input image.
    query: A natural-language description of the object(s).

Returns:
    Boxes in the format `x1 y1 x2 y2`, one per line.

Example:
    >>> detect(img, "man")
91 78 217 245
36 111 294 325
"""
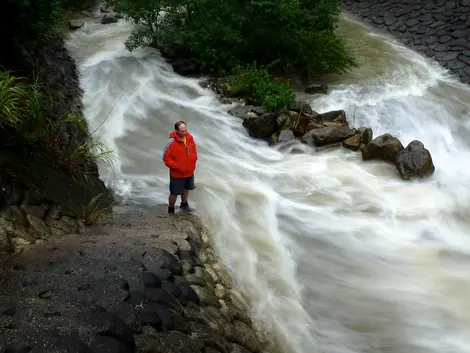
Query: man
162 121 198 214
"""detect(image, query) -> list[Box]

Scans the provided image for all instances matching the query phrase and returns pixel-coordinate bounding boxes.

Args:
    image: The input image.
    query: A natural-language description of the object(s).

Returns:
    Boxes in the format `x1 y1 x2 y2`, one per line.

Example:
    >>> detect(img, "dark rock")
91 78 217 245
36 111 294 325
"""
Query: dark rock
38 290 53 299
304 83 328 94
278 130 296 143
148 268 175 282
288 101 316 115
179 250 196 273
227 105 267 119
143 248 182 275
242 112 280 139
119 279 130 290
301 126 355 147
342 134 362 151
101 14 118 24
161 280 186 305
69 20 84 29
89 335 132 353
3 184 24 205
142 271 162 288
20 204 46 219
143 288 183 313
0 229 14 253
134 304 163 330
358 127 373 144
125 290 148 306
171 58 200 76
174 276 200 305
52 335 90 353
318 110 348 126
190 285 221 307
79 310 135 350
154 304 190 333
22 190 43 205
395 140 435 180
362 133 404 163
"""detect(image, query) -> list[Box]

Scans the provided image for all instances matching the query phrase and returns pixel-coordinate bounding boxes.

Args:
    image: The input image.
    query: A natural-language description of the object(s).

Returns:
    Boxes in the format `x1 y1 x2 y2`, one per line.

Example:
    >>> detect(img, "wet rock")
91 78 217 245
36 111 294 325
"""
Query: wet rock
26 214 51 238
0 229 14 253
1 205 28 227
143 248 182 275
277 129 296 143
143 271 162 288
288 101 316 115
191 285 221 307
79 310 135 350
277 111 319 137
227 105 267 119
89 335 133 353
148 268 174 282
20 204 47 219
304 83 328 94
180 250 196 273
301 126 355 147
52 335 89 353
171 58 200 76
174 276 200 304
342 134 362 151
22 190 44 205
69 20 84 30
358 126 373 144
395 140 435 180
161 280 186 305
318 110 348 126
3 184 24 205
101 14 118 24
242 112 280 139
143 288 183 313
361 133 404 163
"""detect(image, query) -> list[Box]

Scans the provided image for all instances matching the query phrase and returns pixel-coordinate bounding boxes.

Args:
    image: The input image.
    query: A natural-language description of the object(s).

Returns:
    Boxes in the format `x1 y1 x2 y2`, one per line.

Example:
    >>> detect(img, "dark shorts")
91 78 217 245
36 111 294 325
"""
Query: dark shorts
169 175 195 195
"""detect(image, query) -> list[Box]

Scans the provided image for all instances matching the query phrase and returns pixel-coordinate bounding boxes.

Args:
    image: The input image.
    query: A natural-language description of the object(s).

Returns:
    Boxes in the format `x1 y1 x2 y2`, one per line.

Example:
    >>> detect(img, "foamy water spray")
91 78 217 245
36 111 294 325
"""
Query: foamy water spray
67 11 470 353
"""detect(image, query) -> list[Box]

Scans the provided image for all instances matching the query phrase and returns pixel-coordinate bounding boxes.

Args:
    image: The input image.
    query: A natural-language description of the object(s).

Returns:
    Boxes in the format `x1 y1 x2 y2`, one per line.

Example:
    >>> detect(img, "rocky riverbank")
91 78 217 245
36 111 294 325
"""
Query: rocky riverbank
200 79 435 181
0 204 269 353
341 0 470 84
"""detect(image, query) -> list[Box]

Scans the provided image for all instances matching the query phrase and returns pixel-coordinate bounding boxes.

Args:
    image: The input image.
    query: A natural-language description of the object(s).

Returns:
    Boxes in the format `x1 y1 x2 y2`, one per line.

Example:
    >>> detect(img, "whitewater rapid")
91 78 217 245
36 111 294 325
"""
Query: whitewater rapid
66 10 470 353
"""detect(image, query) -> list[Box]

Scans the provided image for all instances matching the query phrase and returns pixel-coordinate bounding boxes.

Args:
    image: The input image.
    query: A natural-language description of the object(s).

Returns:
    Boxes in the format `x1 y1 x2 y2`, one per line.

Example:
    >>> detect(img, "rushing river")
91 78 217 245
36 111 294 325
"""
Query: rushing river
66 9 470 353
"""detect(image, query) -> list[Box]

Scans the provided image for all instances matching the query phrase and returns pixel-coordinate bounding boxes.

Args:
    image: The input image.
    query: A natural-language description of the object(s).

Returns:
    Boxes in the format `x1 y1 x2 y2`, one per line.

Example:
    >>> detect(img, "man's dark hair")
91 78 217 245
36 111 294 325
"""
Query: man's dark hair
174 121 186 131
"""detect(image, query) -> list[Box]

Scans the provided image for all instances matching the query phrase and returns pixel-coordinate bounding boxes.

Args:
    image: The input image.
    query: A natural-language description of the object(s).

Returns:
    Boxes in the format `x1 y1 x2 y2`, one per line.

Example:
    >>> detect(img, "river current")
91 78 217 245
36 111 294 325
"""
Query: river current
66 10 470 353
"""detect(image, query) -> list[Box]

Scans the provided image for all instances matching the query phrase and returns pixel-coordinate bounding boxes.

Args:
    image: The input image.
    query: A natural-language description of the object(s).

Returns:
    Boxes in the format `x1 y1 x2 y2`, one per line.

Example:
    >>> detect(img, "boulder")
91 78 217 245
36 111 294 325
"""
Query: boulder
361 133 404 163
277 111 319 137
395 140 435 180
242 113 280 139
101 14 118 24
358 127 373 144
69 20 84 30
318 110 348 126
301 126 355 147
228 105 267 119
288 101 317 116
342 134 362 151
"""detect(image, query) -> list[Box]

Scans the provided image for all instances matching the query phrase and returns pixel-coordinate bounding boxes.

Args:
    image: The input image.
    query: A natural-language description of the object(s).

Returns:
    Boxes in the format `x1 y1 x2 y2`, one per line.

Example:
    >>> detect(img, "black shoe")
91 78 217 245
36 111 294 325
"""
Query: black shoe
180 201 191 211
168 206 175 214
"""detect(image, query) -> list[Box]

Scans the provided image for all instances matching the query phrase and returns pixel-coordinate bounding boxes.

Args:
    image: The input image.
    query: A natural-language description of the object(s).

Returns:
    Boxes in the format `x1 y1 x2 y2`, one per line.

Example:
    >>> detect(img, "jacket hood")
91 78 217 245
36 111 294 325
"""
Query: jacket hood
169 131 192 141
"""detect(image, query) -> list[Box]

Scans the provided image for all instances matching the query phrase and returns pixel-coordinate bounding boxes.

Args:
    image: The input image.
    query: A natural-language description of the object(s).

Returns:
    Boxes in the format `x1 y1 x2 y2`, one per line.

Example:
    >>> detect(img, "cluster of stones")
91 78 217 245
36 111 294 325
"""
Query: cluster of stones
341 0 470 84
0 208 269 353
226 100 435 180
69 6 121 30
0 185 79 254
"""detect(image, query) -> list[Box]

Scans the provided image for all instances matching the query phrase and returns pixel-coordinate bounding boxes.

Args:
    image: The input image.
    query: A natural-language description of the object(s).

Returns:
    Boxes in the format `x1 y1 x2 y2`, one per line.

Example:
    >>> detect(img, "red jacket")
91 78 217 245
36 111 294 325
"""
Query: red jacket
163 131 198 178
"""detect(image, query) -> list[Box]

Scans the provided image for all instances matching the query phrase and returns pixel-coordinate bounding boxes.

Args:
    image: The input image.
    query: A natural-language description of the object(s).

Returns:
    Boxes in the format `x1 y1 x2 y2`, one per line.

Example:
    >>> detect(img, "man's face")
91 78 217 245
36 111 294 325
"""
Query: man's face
177 123 187 138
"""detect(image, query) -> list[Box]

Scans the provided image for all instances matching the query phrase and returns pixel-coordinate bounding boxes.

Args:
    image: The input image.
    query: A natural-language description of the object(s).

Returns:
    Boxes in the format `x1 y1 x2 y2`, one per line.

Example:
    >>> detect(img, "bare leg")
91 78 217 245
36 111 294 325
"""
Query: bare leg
168 194 177 213
182 189 189 203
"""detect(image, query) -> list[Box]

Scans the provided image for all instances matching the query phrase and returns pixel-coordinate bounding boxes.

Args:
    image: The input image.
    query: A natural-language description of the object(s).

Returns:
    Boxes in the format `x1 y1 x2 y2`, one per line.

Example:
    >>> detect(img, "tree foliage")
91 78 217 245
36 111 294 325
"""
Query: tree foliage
105 0 356 79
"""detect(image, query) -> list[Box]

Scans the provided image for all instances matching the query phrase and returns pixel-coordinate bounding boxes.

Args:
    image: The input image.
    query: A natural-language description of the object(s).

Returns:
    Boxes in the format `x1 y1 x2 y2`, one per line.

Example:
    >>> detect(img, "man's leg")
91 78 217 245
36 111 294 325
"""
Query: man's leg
180 175 195 211
168 177 184 213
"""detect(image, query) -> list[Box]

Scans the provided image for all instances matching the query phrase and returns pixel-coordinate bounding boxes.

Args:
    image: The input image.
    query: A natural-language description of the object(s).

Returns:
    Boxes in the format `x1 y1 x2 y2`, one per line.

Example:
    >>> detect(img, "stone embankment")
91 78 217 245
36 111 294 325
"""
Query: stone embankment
0 205 269 353
200 79 435 181
341 0 470 84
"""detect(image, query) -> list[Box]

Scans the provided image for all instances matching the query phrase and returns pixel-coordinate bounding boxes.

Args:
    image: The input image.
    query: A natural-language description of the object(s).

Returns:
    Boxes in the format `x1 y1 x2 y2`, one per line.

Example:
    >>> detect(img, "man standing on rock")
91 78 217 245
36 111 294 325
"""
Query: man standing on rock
163 121 198 214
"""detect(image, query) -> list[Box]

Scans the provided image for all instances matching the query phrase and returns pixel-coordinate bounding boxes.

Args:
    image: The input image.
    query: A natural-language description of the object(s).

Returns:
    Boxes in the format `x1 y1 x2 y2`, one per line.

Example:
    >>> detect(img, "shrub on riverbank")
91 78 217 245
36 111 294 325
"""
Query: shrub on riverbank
104 0 356 109
0 71 114 181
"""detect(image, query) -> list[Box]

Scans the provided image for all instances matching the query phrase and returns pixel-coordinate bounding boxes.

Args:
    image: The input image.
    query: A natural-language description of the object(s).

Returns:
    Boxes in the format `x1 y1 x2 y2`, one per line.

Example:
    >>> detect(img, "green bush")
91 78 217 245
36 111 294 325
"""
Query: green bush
0 71 115 180
227 65 295 111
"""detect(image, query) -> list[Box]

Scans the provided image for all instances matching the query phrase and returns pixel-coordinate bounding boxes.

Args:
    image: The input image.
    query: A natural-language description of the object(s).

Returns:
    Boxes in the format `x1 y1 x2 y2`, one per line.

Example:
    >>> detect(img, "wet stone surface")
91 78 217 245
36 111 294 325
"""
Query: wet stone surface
341 0 470 84
0 205 269 353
